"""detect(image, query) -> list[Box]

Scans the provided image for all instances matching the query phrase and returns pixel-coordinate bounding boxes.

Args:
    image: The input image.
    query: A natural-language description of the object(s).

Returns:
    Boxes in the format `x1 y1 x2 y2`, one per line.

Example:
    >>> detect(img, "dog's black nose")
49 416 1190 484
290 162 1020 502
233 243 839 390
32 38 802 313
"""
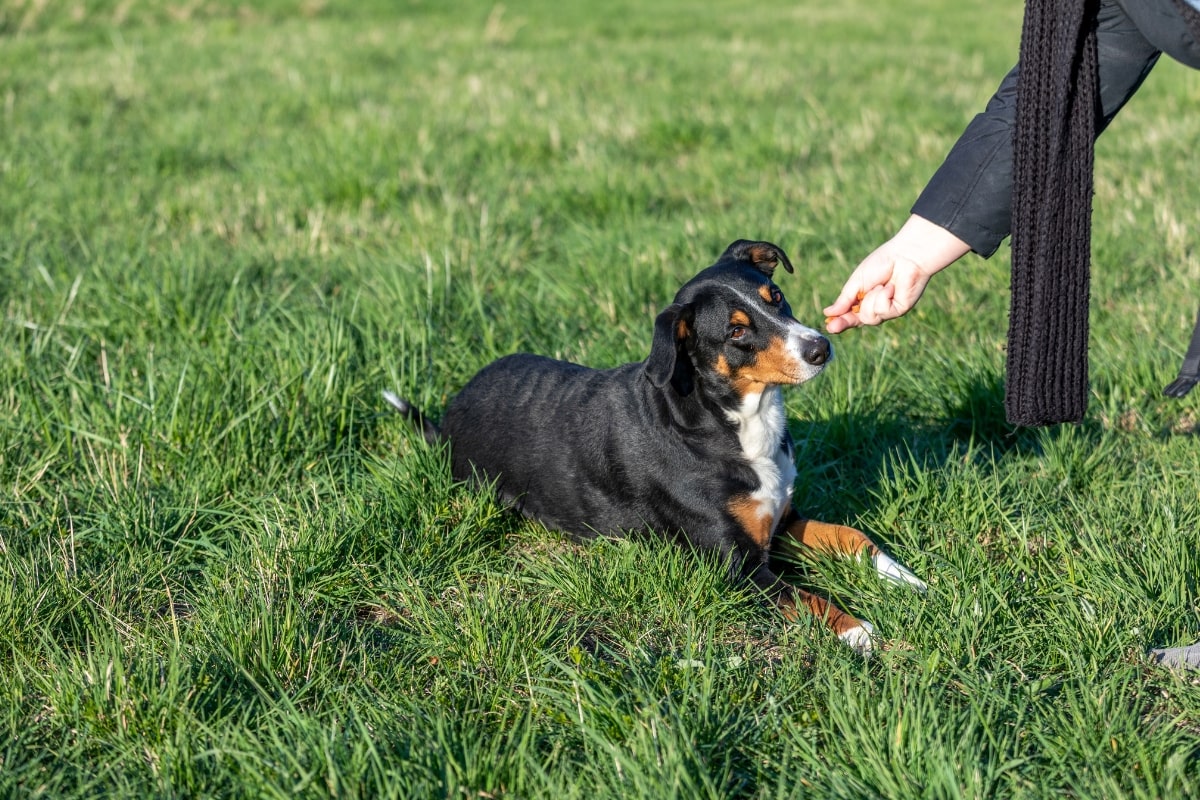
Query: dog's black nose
803 336 831 366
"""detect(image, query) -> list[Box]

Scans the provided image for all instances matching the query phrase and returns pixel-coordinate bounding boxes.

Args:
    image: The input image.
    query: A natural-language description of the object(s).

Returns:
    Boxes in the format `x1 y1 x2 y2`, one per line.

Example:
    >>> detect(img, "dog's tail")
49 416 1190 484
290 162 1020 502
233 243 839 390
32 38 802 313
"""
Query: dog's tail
382 390 441 444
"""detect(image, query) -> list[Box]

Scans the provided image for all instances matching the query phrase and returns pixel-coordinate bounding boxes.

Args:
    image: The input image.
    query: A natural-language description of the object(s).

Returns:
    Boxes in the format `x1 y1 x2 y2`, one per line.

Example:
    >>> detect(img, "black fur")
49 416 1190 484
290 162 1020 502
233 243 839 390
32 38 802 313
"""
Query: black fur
388 240 829 587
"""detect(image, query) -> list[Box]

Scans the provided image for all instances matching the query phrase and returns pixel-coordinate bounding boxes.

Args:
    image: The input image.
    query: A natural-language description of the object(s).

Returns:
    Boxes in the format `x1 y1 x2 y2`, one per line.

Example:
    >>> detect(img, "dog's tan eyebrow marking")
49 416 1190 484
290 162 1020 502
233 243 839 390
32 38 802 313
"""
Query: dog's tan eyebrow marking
758 284 775 303
728 288 789 334
730 310 751 327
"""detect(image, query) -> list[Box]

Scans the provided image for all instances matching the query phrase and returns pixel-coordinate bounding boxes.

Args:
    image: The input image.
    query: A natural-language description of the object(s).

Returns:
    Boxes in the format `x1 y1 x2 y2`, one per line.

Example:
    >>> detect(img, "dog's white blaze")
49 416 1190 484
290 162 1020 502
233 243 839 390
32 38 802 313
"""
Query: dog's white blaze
726 387 796 534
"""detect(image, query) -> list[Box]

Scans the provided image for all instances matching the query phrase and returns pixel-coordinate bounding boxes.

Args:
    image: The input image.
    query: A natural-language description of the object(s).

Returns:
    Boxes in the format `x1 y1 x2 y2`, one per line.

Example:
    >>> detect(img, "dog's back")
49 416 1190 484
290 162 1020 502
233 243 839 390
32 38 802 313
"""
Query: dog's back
440 352 731 540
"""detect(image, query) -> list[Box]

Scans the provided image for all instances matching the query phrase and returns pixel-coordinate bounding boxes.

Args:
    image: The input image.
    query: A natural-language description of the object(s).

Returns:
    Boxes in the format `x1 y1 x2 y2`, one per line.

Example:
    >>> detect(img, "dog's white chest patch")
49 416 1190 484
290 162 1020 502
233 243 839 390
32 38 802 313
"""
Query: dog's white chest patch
726 388 796 533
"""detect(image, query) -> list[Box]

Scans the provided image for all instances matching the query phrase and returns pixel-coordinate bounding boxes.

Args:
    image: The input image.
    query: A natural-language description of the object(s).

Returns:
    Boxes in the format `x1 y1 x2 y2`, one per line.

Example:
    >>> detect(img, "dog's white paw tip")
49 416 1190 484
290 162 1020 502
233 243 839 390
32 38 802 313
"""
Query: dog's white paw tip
382 390 406 411
873 552 928 593
839 621 874 657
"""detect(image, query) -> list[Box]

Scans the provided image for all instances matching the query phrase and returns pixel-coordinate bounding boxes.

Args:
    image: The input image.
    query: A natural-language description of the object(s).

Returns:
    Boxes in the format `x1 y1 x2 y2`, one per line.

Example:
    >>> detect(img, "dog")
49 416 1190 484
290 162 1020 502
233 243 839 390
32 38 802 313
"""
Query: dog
385 240 925 654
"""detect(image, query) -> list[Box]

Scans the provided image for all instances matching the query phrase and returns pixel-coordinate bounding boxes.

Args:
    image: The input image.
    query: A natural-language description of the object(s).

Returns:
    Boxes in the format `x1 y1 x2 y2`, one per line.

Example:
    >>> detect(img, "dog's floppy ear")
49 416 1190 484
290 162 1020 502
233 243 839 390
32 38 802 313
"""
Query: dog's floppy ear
645 302 695 392
719 240 795 276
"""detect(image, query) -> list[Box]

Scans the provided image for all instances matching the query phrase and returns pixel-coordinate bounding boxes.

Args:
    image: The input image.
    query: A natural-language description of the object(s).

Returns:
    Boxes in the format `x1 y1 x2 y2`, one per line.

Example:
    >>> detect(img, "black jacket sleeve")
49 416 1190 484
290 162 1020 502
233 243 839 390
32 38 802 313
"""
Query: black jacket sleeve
911 1 1163 257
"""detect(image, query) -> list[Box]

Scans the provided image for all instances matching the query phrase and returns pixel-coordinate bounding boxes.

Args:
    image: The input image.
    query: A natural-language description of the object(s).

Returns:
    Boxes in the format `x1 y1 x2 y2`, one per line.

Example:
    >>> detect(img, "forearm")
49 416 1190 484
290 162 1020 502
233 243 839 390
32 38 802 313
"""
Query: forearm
890 214 972 275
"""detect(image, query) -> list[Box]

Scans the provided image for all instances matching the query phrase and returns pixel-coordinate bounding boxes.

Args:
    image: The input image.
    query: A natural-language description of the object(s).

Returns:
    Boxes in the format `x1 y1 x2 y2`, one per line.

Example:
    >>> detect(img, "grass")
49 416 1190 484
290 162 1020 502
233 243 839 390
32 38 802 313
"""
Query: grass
3 0 1200 796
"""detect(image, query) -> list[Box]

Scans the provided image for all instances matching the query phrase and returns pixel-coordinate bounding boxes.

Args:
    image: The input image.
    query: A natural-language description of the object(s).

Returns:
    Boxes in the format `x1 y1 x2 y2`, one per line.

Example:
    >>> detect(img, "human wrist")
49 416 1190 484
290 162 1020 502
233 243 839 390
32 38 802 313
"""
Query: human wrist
892 214 972 277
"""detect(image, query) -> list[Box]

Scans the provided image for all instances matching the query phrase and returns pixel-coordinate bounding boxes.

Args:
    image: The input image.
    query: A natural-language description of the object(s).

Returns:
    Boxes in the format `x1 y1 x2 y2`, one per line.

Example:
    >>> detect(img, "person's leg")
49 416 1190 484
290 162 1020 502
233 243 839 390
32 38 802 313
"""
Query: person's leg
1096 0 1163 131
1110 1 1200 398
1114 0 1200 69
1163 310 1200 397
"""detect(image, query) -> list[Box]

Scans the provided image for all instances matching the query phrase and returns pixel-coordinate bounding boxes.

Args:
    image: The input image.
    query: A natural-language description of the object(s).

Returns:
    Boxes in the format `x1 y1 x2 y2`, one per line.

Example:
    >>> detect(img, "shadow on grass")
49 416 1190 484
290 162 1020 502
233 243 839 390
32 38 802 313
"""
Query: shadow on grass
789 370 1120 518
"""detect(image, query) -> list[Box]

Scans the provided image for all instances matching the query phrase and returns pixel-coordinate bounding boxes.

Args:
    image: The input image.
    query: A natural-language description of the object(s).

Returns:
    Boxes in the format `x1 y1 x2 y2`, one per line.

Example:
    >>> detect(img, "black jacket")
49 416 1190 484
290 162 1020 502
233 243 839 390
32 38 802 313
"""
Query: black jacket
912 0 1200 257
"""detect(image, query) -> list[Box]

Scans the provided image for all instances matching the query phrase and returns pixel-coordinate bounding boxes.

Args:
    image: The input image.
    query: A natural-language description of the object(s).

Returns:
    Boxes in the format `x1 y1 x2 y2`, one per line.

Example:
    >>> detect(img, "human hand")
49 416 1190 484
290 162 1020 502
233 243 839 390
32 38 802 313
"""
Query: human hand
823 250 936 332
823 215 971 332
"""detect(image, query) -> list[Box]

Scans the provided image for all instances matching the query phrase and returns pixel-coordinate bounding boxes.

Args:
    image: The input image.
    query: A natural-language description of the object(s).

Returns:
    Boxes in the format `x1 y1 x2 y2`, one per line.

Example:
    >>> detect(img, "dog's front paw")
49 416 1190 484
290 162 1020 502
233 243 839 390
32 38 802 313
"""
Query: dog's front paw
838 620 875 657
872 551 927 593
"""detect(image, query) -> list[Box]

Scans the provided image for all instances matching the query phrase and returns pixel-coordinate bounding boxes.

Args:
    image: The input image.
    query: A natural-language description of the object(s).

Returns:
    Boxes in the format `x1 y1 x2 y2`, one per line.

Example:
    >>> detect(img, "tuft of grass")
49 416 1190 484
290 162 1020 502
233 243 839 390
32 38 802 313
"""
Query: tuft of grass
3 0 1200 797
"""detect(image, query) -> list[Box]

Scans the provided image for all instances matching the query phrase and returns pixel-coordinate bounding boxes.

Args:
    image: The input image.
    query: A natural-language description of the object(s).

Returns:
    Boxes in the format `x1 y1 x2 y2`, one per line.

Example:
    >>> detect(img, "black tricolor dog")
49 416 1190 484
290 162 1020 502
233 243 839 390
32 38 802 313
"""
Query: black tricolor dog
386 240 925 654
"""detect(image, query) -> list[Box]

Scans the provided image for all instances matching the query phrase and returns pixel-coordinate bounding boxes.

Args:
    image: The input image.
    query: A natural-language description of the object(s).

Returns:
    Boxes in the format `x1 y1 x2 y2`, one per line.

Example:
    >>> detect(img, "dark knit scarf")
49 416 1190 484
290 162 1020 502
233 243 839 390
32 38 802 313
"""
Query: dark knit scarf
1007 0 1200 426
1006 0 1100 426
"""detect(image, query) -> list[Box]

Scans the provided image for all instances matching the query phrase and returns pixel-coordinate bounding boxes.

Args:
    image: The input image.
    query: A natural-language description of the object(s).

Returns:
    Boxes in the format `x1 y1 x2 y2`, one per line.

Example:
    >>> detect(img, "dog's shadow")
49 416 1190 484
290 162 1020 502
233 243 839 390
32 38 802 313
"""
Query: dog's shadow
786 372 1048 544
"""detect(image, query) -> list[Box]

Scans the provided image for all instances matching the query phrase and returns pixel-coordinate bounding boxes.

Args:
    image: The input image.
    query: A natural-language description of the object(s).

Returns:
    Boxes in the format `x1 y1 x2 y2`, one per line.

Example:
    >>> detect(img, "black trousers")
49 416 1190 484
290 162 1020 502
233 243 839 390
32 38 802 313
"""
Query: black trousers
912 0 1200 258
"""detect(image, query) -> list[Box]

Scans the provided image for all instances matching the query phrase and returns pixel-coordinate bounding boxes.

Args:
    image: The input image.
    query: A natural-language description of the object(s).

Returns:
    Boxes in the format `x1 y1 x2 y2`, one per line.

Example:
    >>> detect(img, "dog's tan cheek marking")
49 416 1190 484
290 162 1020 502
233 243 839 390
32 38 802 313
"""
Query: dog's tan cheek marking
729 494 774 550
740 336 798 386
716 354 759 399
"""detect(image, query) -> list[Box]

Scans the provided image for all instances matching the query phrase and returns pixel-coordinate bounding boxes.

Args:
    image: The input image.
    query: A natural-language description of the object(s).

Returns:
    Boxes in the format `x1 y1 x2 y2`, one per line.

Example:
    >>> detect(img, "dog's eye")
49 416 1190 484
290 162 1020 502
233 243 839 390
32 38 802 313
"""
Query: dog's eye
770 288 783 305
729 326 747 341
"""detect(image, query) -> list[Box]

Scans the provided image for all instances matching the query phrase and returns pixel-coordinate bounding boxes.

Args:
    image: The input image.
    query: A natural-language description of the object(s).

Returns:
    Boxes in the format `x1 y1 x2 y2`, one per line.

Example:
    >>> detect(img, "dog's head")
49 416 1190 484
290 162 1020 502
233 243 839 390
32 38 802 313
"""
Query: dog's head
645 240 830 401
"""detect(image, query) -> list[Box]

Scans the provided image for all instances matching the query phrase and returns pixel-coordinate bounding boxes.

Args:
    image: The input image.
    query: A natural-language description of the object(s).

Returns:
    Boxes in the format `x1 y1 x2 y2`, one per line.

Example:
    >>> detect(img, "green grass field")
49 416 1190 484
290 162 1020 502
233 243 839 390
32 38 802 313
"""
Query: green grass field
4 0 1200 796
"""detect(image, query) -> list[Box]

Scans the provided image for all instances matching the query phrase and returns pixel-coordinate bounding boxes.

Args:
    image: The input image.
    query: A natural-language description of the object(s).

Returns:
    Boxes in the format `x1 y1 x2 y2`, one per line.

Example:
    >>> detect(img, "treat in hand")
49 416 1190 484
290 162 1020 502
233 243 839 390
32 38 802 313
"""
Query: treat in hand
826 291 865 326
